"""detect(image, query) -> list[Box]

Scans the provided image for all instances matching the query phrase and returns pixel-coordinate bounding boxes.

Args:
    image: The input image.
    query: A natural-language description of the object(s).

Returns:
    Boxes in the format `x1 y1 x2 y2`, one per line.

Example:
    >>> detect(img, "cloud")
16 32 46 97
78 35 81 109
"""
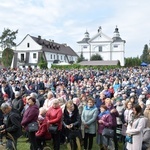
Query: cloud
0 0 150 57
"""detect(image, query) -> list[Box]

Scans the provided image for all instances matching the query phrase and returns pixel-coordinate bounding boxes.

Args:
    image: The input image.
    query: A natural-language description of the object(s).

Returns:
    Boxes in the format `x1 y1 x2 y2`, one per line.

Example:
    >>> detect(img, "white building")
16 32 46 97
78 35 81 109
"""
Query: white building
11 34 78 68
77 26 126 66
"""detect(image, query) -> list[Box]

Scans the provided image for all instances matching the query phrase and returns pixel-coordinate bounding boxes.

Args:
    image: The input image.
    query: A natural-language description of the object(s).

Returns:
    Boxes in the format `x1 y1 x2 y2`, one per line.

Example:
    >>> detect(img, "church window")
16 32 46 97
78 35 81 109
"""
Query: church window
83 46 87 48
114 45 118 48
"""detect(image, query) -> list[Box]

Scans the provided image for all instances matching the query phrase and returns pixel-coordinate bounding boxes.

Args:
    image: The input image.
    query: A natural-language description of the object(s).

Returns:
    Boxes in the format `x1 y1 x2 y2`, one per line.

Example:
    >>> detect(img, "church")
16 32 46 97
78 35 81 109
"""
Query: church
77 26 126 66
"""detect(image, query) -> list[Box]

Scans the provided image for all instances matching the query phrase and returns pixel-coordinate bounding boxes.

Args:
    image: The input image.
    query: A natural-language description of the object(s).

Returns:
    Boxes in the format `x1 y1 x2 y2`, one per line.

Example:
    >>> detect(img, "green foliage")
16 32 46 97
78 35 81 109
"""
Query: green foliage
90 53 103 60
2 48 14 67
140 44 150 63
38 54 48 69
77 52 85 63
51 63 120 70
0 28 18 49
125 57 141 67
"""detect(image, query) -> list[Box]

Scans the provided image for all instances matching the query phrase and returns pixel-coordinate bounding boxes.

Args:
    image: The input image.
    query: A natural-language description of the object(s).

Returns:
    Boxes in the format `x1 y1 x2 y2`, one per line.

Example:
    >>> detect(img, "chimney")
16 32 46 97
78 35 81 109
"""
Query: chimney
38 35 41 39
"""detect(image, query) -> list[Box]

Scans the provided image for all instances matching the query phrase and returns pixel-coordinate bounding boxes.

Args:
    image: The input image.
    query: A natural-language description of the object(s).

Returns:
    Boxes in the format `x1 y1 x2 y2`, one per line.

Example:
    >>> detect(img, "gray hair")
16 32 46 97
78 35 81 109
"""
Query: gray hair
1 103 9 111
15 91 20 96
30 92 38 99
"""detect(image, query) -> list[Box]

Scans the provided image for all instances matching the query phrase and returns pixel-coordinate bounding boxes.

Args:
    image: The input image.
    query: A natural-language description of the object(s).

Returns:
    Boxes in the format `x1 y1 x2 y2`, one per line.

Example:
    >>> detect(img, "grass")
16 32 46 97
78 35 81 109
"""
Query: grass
16 136 123 150
0 134 123 150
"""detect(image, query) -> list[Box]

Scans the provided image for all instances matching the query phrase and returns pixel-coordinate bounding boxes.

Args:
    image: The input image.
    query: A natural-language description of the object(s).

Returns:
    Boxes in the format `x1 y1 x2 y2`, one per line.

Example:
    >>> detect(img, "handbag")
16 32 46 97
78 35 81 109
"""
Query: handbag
48 124 58 134
102 128 114 138
125 135 132 143
28 122 38 132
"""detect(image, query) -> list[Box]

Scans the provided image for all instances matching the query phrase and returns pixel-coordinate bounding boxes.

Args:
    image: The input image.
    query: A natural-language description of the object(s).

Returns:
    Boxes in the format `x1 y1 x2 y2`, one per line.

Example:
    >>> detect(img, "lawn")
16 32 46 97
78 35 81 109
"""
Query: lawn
0 135 123 150
16 136 123 150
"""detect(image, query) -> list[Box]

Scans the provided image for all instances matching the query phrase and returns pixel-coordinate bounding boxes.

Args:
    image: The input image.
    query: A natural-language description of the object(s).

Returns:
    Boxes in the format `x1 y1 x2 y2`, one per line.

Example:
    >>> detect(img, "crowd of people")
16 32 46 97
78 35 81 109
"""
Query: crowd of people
0 66 150 150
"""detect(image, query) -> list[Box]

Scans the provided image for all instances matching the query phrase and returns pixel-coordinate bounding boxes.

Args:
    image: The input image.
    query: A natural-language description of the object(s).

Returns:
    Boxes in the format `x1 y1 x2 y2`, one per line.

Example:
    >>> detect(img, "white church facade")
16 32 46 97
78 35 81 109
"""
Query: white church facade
77 26 126 66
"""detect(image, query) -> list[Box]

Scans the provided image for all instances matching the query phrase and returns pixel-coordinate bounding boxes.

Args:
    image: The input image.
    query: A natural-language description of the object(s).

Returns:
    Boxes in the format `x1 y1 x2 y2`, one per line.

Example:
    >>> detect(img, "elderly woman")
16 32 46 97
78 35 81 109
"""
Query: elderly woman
97 105 113 149
0 103 22 150
81 97 98 150
46 99 63 150
42 91 55 111
21 97 39 150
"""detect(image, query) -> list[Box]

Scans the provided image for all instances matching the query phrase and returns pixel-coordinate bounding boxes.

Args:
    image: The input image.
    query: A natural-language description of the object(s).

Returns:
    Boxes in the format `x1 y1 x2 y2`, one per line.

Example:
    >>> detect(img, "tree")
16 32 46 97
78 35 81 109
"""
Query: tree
125 57 141 67
90 53 103 60
2 48 14 67
77 52 85 63
141 44 150 63
38 54 48 69
0 28 18 50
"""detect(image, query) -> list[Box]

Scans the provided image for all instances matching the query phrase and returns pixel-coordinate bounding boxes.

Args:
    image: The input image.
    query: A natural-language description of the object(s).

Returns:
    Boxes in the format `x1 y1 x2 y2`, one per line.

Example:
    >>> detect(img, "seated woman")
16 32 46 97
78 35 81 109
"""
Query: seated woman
36 107 51 150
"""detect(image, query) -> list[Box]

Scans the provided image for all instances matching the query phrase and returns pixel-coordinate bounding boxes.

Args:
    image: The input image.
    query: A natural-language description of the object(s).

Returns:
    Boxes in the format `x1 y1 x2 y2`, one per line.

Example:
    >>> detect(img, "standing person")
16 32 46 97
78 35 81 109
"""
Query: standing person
143 99 150 149
21 97 39 150
0 103 22 150
12 91 24 115
126 105 147 150
81 97 98 150
97 105 113 150
46 99 63 150
63 100 81 150
105 98 119 150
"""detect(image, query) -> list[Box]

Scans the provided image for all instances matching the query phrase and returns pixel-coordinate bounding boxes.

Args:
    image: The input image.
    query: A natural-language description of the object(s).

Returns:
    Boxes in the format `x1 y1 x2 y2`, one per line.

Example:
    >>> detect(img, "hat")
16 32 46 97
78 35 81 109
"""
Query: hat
3 93 8 98
146 100 150 105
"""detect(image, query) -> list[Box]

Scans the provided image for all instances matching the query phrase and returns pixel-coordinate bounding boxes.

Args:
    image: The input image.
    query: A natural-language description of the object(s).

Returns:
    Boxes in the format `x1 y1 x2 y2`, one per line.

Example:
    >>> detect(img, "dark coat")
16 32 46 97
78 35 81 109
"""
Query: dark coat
21 104 39 131
63 104 81 139
12 97 24 114
63 104 81 129
4 110 22 139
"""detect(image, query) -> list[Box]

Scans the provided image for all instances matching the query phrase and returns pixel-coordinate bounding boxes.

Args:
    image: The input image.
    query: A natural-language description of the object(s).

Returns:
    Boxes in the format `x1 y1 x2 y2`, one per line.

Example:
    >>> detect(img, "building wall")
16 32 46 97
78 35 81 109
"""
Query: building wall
16 35 42 51
78 39 125 66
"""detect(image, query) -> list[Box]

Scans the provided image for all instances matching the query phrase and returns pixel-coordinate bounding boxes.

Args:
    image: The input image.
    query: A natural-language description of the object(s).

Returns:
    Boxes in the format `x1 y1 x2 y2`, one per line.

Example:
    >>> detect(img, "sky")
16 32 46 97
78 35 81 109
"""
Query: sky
0 0 150 57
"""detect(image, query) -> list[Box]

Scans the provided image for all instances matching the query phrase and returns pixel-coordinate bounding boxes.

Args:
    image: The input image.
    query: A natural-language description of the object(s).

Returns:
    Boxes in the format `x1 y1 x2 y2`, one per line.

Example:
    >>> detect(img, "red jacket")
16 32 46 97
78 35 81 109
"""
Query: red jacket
46 106 63 131
36 119 51 140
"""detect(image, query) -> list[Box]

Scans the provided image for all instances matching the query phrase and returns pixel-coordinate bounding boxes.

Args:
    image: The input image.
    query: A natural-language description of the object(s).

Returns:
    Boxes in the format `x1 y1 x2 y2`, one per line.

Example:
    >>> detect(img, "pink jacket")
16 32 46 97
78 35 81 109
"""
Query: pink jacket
97 113 113 134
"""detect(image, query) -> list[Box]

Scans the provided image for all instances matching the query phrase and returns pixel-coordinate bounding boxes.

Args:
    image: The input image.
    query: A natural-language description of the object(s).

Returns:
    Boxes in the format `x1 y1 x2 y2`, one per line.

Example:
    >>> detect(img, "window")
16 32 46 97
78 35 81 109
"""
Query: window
83 46 87 48
33 53 36 59
99 46 102 52
61 56 62 60
114 45 118 48
27 43 30 48
21 54 24 61
51 54 52 59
